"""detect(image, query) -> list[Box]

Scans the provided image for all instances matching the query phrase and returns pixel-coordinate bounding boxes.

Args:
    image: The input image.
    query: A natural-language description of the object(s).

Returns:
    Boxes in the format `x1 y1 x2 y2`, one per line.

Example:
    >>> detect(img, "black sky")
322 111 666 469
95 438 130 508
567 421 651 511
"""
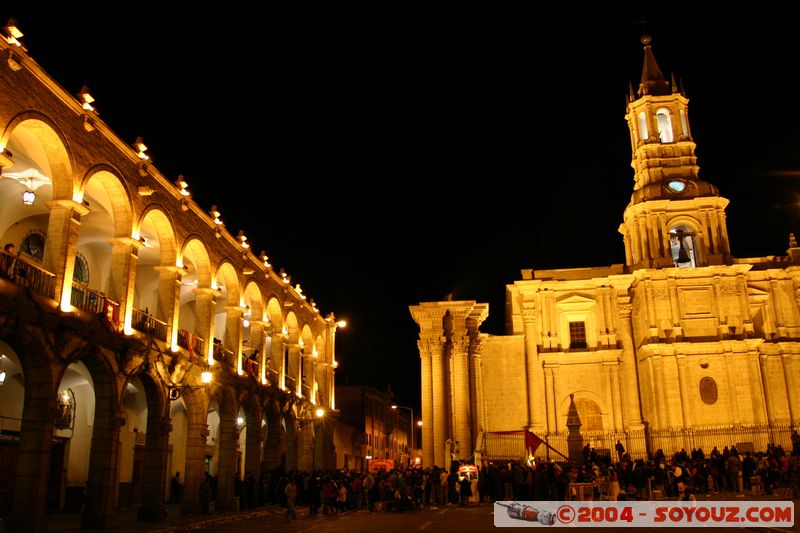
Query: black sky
5 7 800 415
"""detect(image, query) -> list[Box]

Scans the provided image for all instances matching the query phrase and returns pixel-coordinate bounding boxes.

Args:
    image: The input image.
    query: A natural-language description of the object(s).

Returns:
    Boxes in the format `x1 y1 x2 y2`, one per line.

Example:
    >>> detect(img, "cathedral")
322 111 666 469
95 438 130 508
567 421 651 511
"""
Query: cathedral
411 37 800 469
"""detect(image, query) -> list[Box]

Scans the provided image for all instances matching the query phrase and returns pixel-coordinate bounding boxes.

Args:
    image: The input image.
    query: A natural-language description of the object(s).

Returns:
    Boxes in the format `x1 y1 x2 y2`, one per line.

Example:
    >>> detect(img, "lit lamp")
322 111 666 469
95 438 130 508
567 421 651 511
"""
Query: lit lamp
315 408 325 419
0 367 6 385
201 369 213 383
2 19 23 47
22 178 35 205
77 86 95 112
392 404 416 467
133 137 149 160
237 230 250 249
259 250 271 268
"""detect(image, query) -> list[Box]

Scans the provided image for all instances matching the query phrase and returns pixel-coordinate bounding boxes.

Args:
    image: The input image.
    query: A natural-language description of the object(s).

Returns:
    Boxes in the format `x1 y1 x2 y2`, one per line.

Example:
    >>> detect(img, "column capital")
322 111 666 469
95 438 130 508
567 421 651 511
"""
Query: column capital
224 305 248 314
154 264 189 276
107 236 145 250
617 302 633 318
419 337 445 357
193 287 222 298
45 198 90 216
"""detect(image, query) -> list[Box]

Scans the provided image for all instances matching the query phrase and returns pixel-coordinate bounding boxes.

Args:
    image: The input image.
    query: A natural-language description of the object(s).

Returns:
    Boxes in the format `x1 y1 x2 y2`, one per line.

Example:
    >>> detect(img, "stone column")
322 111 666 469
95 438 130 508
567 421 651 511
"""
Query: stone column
469 336 485 453
44 200 89 310
617 302 643 428
609 363 624 431
723 351 741 425
284 419 299 471
675 354 691 428
82 411 124 528
419 339 435 469
430 338 447 468
522 300 546 434
223 305 245 374
247 320 268 383
193 288 220 363
107 237 143 333
215 411 239 511
759 355 776 426
288 343 302 395
451 338 471 459
544 365 557 435
182 419 209 515
652 356 668 428
298 423 315 472
781 355 798 426
154 265 187 352
138 416 172 522
7 378 56 532
270 334 284 388
263 410 283 470
244 411 264 489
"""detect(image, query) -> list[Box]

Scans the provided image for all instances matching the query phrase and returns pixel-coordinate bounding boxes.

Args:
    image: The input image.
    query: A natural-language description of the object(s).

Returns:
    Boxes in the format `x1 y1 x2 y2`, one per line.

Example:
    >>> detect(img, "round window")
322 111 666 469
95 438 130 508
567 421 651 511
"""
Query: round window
667 180 686 193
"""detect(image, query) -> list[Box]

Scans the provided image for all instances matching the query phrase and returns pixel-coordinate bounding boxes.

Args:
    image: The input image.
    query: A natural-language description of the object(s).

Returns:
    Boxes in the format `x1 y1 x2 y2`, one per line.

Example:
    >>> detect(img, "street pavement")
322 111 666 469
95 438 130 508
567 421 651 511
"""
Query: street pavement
37 491 798 532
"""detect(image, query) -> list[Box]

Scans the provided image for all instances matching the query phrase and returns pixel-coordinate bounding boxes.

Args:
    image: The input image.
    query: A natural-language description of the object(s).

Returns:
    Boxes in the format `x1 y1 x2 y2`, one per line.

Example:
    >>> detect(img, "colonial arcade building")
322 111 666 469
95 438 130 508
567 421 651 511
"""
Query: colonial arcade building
0 26 342 530
411 38 800 468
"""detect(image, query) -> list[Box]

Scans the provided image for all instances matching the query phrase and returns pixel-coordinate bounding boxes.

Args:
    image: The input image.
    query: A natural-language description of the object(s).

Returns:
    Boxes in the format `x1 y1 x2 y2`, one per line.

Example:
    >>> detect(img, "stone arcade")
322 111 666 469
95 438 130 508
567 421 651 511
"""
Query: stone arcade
411 38 800 468
0 27 341 530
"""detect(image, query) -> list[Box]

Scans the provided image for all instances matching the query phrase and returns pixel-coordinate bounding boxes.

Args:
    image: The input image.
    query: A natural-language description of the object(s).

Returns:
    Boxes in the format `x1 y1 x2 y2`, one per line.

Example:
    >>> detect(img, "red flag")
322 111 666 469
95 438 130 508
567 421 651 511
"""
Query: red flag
525 432 543 455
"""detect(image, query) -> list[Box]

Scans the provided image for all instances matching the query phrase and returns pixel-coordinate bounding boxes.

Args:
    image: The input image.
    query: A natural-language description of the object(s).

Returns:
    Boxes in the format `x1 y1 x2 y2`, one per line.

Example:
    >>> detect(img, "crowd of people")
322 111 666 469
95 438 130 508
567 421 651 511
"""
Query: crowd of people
168 433 799 520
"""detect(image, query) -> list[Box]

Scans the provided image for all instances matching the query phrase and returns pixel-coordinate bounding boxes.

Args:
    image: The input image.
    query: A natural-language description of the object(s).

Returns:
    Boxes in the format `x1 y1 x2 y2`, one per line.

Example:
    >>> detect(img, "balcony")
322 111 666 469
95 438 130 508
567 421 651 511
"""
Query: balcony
71 282 118 317
131 307 167 342
176 328 205 360
1 250 56 299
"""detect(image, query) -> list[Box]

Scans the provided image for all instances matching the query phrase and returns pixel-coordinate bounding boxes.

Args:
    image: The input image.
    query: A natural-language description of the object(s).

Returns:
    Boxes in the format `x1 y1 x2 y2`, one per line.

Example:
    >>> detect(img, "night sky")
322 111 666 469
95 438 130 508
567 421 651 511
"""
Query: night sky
4 8 800 416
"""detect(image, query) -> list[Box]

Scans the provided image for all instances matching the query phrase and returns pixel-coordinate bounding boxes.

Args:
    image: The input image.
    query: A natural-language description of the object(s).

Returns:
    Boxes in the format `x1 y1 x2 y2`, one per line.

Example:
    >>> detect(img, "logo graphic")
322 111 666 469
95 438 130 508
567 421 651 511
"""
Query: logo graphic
496 502 556 525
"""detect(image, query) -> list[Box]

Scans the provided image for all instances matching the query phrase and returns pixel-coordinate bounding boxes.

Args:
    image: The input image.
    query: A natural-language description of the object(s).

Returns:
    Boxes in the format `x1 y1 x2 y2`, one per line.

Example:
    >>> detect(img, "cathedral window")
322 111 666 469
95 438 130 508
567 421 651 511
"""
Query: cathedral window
638 112 649 140
656 108 673 143
568 321 587 349
669 225 698 268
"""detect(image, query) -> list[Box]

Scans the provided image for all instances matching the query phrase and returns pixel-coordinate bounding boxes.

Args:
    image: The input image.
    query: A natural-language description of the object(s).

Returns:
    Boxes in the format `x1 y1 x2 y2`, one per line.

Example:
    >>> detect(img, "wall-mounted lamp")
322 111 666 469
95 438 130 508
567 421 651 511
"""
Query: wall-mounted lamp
209 205 223 225
337 320 347 329
259 250 271 268
175 175 190 196
133 137 149 160
0 366 6 385
312 348 318 358
2 19 23 47
237 230 249 249
201 369 213 384
77 86 95 112
332 360 338 369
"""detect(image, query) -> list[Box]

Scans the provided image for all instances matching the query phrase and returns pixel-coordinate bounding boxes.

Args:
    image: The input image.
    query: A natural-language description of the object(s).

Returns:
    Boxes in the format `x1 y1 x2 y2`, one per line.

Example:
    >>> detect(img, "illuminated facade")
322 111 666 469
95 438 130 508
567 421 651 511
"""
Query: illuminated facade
0 26 342 530
333 385 413 470
411 38 800 468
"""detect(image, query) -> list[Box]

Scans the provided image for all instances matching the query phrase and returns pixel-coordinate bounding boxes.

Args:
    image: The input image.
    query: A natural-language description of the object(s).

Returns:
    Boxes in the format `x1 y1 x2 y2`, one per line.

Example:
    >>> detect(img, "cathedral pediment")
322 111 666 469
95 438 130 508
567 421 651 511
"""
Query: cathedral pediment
556 294 596 306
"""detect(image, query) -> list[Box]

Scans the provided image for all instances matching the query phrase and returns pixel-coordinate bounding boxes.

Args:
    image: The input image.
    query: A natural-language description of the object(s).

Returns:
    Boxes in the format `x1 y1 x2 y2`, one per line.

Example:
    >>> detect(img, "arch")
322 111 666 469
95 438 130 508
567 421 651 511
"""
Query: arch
656 108 674 143
266 297 283 331
285 312 299 343
180 236 213 288
138 207 178 268
81 165 135 240
243 281 265 323
667 216 702 268
215 261 242 307
0 335 55 528
559 391 607 433
2 112 74 201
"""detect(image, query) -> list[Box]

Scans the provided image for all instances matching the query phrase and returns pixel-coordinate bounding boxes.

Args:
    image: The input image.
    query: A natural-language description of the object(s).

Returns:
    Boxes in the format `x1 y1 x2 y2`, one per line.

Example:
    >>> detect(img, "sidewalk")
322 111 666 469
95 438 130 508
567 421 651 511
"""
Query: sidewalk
44 503 288 532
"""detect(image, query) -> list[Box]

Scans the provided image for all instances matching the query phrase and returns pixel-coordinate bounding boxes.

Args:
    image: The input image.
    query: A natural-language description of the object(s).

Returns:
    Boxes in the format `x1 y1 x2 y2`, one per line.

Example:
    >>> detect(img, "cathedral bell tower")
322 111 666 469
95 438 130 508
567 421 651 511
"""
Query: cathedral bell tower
619 36 731 271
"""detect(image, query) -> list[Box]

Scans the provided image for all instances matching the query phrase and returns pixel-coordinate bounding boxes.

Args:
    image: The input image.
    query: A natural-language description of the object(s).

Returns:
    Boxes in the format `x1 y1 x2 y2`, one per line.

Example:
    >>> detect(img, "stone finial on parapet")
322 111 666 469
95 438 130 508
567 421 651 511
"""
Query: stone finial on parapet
565 393 585 465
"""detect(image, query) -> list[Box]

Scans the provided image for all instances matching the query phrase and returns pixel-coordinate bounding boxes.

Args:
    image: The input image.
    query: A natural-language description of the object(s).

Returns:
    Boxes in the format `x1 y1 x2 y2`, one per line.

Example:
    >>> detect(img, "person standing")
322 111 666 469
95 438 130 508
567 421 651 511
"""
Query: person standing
615 440 625 462
199 474 213 515
284 478 298 521
170 471 183 504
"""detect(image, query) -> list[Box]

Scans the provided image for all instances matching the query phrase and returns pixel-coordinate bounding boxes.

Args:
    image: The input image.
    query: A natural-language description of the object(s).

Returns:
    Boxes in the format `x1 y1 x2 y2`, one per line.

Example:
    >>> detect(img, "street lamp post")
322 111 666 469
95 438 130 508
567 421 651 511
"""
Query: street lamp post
391 404 415 468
